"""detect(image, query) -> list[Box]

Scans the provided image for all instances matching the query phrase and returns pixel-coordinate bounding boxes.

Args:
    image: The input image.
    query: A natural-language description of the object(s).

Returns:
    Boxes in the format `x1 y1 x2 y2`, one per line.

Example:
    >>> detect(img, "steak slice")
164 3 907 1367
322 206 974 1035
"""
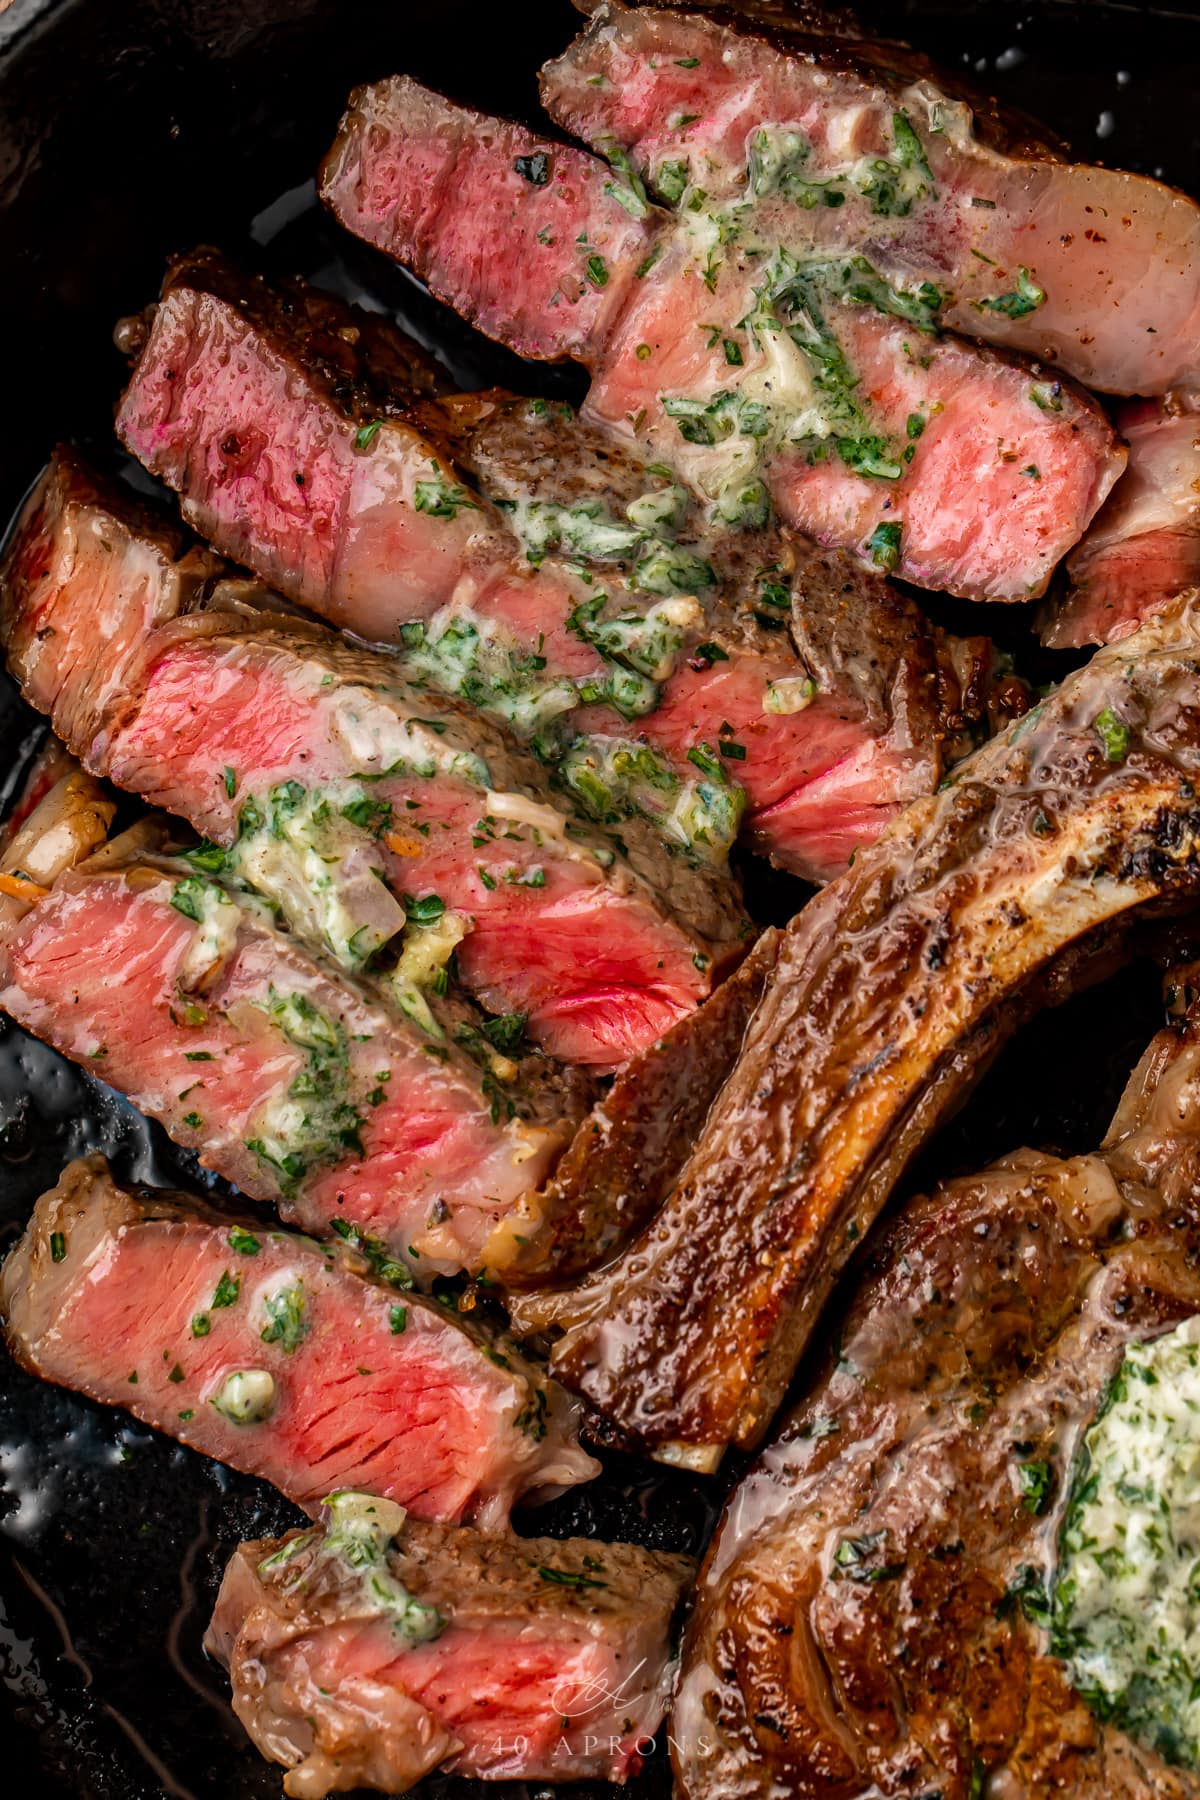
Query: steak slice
320 77 1124 602
2 450 744 1066
206 1492 693 1795
0 1155 596 1530
1046 396 1200 649
500 924 780 1285
0 774 583 1280
541 0 1200 398
417 389 967 875
116 256 961 883
509 593 1200 1465
115 249 509 639
673 979 1200 1800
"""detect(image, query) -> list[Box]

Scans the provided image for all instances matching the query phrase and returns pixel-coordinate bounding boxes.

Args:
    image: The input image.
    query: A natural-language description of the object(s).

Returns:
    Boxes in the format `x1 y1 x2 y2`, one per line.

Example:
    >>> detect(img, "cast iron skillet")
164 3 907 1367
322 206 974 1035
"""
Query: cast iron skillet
0 1 1198 1793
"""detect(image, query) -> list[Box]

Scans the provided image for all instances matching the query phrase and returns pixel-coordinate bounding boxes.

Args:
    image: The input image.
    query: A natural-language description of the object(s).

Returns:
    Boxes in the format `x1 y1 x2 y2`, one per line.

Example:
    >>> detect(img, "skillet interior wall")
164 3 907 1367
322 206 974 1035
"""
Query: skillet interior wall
1 0 1199 1794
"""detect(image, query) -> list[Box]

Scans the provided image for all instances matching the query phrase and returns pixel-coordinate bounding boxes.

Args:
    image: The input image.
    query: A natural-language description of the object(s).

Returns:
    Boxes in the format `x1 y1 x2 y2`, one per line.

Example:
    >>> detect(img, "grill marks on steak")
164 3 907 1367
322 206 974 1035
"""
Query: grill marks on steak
207 1505 693 1796
115 259 964 884
509 593 1200 1465
542 0 1200 398
0 1155 596 1529
0 792 582 1276
673 990 1200 1800
2 451 743 1066
319 77 1124 602
1046 395 1200 649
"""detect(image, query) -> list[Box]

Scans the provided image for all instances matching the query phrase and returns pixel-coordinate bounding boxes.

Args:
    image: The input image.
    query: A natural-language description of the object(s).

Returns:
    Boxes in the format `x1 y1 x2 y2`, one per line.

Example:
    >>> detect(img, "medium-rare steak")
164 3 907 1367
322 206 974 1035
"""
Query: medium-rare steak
1046 395 1200 649
0 772 584 1279
542 1 1200 398
2 449 744 1066
319 77 1124 601
510 593 1200 1466
0 1155 596 1529
673 975 1200 1800
504 923 780 1285
206 1490 693 1796
115 254 980 883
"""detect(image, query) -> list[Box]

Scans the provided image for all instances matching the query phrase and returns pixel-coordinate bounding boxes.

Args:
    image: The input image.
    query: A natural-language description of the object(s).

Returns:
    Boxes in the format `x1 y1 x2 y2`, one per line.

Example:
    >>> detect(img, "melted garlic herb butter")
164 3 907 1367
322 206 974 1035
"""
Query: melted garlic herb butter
1054 1315 1200 1769
646 107 983 523
259 1490 444 1644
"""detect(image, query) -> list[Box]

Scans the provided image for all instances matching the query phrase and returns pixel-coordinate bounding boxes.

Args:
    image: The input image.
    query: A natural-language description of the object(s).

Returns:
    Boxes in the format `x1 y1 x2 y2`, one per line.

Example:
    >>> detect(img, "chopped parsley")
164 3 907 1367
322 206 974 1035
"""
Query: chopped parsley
212 1270 240 1309
867 520 903 572
482 1012 527 1054
1093 707 1130 763
402 892 445 926
413 465 480 520
1016 1459 1053 1515
260 1283 309 1353
330 1217 414 1290
977 265 1046 319
536 1563 608 1589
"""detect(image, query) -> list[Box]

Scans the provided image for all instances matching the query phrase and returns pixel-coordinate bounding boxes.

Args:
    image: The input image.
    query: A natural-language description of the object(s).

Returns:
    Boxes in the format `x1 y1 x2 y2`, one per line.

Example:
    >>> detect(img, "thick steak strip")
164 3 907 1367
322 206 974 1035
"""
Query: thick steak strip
207 1502 693 1796
0 1156 596 1530
2 451 743 1066
510 593 1200 1464
542 0 1200 397
320 78 1123 602
500 924 780 1285
115 256 955 883
1046 395 1200 649
115 251 506 637
0 788 579 1278
674 983 1200 1800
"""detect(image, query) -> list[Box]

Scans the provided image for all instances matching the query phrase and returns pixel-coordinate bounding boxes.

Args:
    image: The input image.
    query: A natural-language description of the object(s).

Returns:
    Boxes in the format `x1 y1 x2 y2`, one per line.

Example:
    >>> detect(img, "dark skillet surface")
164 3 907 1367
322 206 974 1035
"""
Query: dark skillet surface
0 0 1197 1792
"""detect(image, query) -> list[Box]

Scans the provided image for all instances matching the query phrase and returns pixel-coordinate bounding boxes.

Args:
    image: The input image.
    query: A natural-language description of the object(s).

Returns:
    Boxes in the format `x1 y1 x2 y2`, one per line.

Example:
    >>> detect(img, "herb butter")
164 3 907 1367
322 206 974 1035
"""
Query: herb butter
1054 1315 1200 1769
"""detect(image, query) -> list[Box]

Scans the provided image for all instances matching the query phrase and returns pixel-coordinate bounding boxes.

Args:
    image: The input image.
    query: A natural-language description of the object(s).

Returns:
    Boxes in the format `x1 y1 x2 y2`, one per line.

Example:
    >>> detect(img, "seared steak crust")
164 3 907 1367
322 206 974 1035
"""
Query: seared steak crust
207 1511 694 1795
674 987 1200 1799
511 594 1200 1462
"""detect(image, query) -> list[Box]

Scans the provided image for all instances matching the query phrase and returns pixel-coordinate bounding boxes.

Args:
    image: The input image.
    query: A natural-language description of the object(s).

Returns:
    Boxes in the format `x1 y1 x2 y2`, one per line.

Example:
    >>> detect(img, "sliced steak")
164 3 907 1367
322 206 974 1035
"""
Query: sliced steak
0 782 582 1280
510 593 1200 1465
116 258 959 883
419 389 964 874
2 450 744 1066
500 924 780 1285
0 1155 596 1529
115 250 506 637
320 78 1124 601
542 0 1200 397
1046 395 1200 649
674 982 1200 1800
207 1492 693 1796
